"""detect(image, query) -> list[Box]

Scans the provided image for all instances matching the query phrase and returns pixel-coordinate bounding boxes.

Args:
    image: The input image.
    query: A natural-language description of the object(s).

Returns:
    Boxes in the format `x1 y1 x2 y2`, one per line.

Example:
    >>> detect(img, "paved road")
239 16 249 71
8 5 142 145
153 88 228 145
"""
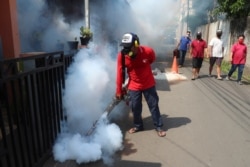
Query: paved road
43 59 250 167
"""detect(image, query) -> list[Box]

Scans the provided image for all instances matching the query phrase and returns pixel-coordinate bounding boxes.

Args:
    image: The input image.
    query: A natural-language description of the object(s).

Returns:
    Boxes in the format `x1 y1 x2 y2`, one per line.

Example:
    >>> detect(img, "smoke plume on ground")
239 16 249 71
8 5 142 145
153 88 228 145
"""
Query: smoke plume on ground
53 45 124 165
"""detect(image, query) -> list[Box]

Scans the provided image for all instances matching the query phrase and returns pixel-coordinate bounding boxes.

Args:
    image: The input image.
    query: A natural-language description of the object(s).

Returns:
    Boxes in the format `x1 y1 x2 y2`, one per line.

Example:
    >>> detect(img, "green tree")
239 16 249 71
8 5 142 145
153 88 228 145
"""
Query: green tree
213 0 250 35
214 0 250 19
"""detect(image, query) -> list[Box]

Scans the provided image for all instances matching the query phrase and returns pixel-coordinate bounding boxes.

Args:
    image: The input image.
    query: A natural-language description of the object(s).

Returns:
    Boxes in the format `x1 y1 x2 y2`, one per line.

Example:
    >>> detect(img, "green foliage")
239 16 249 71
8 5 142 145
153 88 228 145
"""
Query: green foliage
214 0 250 19
80 26 93 38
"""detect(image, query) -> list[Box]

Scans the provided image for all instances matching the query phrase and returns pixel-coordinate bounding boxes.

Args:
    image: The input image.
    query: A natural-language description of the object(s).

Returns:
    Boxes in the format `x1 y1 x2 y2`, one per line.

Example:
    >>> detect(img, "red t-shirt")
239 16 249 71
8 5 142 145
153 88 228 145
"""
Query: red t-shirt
116 46 155 95
231 42 247 64
190 39 207 58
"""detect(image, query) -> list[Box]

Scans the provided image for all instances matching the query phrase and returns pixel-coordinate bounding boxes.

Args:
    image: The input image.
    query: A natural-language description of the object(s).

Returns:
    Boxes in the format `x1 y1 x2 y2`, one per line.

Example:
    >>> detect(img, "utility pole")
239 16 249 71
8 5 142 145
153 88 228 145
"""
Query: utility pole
187 0 189 31
84 0 89 28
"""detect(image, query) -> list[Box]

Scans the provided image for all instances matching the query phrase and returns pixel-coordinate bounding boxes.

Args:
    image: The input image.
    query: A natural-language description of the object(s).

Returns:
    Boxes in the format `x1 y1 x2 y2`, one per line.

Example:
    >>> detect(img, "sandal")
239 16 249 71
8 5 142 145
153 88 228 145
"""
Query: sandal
128 127 144 134
156 128 166 137
217 77 222 80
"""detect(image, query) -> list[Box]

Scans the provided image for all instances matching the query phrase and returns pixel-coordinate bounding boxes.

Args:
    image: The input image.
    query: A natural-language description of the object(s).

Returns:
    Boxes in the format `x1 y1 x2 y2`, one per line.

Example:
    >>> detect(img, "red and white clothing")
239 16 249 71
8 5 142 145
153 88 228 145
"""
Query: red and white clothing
116 46 155 95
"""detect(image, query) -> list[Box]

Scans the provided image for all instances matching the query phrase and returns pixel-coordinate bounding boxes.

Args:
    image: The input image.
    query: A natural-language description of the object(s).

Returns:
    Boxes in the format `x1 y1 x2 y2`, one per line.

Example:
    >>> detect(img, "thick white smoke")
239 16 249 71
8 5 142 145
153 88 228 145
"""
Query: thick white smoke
17 0 180 165
17 0 129 165
129 0 179 57
53 45 124 165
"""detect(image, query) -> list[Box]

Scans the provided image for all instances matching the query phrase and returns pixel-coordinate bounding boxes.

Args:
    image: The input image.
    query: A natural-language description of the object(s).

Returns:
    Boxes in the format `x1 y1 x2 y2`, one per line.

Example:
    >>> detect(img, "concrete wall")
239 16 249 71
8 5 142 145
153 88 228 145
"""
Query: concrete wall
197 16 250 66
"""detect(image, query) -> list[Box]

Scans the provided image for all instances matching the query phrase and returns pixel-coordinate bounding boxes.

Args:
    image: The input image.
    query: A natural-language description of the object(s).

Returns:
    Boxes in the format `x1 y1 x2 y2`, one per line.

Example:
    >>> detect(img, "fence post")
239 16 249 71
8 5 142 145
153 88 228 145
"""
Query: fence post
0 37 3 60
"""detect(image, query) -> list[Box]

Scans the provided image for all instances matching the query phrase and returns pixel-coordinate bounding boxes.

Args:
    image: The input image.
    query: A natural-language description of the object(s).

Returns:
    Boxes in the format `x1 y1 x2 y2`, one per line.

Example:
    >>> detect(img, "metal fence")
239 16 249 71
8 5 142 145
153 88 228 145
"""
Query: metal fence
0 51 74 167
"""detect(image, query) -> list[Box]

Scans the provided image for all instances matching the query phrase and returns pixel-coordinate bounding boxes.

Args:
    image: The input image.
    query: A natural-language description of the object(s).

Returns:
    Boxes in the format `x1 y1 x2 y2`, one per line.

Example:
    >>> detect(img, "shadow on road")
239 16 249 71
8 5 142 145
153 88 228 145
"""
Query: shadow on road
140 114 191 132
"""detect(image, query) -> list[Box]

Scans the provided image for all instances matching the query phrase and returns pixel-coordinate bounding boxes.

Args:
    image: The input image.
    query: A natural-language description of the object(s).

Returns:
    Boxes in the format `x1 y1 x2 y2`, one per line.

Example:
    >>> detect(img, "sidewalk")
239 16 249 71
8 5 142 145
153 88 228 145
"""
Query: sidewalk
43 59 250 167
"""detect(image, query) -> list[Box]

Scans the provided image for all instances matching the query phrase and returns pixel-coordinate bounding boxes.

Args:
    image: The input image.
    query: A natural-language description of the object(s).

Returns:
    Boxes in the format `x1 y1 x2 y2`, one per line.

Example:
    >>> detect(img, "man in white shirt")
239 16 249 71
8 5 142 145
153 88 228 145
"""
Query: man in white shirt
207 29 224 80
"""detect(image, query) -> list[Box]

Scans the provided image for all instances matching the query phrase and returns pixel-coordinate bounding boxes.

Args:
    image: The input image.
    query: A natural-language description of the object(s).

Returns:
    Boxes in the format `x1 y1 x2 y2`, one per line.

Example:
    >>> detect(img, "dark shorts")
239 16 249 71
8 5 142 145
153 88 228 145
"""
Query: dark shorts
192 57 203 68
209 57 223 66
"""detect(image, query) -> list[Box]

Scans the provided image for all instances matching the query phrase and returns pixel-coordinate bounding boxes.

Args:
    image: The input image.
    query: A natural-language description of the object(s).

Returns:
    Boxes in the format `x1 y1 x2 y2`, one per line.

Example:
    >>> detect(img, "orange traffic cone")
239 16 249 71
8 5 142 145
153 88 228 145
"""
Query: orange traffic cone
171 49 179 73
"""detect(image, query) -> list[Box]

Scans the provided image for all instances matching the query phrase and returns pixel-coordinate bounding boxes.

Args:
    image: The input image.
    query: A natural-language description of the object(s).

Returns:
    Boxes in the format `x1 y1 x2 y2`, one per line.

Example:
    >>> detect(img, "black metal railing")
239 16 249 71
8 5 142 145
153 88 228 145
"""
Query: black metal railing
0 51 75 167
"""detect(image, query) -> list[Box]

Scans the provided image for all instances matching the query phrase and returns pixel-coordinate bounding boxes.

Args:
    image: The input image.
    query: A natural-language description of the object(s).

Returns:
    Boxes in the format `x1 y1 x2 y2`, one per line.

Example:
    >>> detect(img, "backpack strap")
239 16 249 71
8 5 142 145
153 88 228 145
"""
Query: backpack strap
121 52 126 84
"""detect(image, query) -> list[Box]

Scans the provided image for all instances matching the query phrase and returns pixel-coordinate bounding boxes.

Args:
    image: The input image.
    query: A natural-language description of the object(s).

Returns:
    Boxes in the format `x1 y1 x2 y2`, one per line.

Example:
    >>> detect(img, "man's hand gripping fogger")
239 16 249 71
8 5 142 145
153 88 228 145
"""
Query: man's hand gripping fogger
116 87 130 105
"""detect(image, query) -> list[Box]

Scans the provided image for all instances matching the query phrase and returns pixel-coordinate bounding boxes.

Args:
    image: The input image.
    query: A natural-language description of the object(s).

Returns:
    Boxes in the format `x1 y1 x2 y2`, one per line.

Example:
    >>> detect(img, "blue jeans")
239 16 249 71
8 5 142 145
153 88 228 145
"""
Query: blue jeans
179 50 187 66
227 64 245 81
128 86 163 129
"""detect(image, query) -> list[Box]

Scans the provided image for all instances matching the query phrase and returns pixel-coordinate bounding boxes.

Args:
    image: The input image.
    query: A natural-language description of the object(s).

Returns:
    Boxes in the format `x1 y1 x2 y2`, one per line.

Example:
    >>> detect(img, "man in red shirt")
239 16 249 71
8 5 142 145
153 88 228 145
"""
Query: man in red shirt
225 34 247 85
116 33 166 137
190 32 207 80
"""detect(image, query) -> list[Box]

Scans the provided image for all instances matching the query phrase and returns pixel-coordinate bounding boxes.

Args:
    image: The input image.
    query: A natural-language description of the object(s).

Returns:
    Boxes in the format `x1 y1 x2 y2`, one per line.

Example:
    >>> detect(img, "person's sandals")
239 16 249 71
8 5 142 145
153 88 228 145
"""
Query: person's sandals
156 128 166 137
217 77 223 80
128 127 144 134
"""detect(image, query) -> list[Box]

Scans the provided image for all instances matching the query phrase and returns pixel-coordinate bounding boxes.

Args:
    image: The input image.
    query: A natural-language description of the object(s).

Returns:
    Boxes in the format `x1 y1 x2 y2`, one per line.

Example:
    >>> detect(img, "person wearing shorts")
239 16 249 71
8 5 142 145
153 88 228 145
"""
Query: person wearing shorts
208 29 224 79
190 32 207 80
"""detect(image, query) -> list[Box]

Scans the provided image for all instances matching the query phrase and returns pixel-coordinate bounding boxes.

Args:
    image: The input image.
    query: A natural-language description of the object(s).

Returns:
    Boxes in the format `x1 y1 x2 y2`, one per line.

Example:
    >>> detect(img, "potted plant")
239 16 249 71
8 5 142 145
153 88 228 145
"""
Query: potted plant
80 26 93 45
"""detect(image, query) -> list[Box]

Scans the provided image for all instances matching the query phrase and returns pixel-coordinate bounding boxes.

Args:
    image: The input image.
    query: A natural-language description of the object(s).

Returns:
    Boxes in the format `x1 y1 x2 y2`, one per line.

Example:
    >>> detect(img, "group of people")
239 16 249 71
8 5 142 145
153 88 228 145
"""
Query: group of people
176 30 247 84
114 30 247 138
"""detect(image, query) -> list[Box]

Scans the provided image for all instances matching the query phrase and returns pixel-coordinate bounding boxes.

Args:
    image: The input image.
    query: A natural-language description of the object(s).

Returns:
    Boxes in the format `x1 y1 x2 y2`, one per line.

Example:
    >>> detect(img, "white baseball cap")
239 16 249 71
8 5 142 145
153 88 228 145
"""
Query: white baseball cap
120 33 134 47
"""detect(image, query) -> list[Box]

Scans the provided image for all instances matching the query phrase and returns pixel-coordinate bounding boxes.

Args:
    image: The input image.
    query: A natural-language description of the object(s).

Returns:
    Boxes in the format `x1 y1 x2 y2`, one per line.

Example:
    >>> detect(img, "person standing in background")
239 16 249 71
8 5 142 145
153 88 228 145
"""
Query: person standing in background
225 34 247 85
190 32 207 80
207 29 224 80
176 30 192 67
